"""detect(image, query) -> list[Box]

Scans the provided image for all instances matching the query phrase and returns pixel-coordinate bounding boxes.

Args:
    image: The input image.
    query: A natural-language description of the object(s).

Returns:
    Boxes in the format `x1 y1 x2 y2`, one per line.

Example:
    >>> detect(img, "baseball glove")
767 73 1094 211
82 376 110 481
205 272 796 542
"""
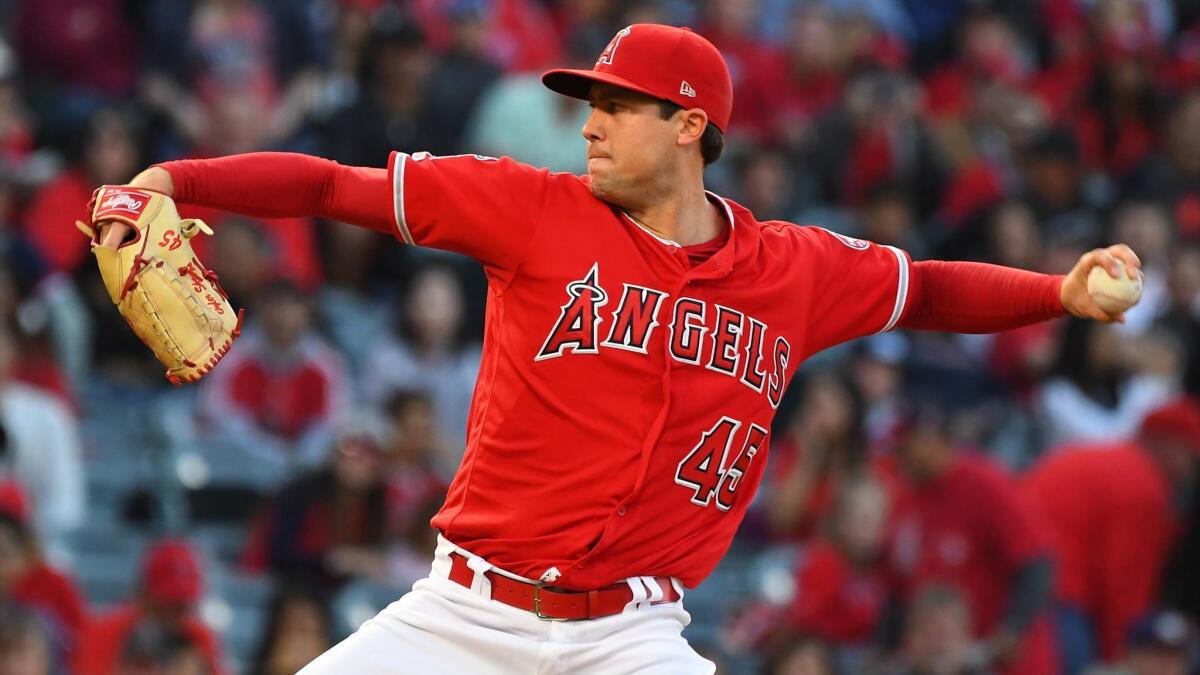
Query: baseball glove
77 185 244 385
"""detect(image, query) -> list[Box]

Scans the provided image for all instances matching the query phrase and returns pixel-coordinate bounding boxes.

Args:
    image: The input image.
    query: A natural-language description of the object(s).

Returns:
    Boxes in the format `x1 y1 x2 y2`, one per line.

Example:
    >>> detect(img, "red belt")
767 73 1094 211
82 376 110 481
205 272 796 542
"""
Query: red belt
447 552 680 621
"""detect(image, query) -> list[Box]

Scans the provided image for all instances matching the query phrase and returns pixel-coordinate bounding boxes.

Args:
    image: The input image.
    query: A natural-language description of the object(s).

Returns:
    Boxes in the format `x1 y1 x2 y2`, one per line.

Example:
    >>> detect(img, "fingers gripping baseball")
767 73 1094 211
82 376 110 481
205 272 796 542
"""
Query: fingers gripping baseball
1059 245 1144 323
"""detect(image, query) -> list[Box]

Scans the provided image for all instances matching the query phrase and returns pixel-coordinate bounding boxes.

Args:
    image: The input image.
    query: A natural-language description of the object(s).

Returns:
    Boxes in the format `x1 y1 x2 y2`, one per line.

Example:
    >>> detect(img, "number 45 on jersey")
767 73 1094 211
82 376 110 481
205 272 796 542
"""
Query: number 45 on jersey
675 417 768 511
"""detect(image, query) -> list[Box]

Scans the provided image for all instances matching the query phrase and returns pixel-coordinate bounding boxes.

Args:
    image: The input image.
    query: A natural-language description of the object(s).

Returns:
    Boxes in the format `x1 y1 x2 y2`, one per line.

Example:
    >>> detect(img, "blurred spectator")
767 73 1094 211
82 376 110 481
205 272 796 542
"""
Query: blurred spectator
701 0 788 143
850 333 908 455
786 477 889 646
766 372 868 540
464 28 593 173
139 0 321 158
0 326 84 561
246 416 389 590
1154 243 1200 352
1073 20 1162 178
12 0 137 140
0 40 33 169
762 636 838 675
199 280 349 469
1020 128 1089 224
23 107 141 275
0 246 84 405
1024 399 1200 671
361 263 481 474
0 502 86 666
983 208 1059 400
887 401 1055 674
114 620 214 675
409 0 561 72
420 3 503 155
1037 318 1179 447
248 587 332 675
816 70 945 217
1129 91 1200 239
74 539 223 675
886 585 985 675
325 16 434 169
379 389 447 587
733 148 801 223
1098 610 1193 675
0 603 53 675
857 183 926 257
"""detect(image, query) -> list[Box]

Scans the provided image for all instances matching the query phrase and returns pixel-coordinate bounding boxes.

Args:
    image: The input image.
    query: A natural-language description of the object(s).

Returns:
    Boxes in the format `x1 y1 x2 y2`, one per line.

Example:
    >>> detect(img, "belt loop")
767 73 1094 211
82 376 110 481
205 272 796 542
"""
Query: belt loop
641 576 664 604
670 578 685 600
466 556 494 597
622 577 649 613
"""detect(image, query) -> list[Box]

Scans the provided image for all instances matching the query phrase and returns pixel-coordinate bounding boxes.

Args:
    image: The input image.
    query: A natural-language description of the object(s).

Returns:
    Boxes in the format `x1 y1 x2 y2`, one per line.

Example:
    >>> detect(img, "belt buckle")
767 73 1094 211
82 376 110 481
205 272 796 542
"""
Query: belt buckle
532 586 570 621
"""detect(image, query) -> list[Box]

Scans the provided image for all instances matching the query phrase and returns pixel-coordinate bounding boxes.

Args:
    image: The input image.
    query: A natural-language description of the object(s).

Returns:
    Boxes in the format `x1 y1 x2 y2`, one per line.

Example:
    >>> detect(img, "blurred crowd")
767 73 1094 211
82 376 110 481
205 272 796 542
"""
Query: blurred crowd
0 0 1198 673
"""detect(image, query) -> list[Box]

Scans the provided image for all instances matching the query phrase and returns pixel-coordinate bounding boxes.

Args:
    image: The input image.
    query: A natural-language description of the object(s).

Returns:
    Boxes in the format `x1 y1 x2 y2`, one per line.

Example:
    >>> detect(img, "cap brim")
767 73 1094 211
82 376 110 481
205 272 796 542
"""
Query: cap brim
542 68 665 103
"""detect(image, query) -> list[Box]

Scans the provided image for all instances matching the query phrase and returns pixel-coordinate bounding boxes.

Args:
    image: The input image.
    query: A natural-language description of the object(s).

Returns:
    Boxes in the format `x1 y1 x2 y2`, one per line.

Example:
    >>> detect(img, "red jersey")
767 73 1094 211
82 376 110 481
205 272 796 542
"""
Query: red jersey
73 605 224 675
887 455 1055 674
1023 443 1177 659
387 151 912 589
788 540 886 643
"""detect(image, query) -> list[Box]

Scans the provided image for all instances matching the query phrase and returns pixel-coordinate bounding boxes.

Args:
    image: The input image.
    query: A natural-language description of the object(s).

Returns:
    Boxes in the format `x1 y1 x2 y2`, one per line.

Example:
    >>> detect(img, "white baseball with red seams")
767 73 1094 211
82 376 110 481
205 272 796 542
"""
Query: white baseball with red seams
1087 260 1143 314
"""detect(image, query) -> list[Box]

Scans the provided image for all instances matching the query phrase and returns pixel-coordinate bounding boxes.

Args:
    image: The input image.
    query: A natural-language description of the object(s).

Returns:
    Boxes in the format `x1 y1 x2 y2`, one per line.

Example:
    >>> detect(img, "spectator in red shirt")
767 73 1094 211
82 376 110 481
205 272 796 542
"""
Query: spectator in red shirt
888 401 1056 675
199 280 349 469
23 107 141 275
0 484 86 665
1023 398 1200 672
787 476 890 646
1073 28 1161 179
73 539 224 675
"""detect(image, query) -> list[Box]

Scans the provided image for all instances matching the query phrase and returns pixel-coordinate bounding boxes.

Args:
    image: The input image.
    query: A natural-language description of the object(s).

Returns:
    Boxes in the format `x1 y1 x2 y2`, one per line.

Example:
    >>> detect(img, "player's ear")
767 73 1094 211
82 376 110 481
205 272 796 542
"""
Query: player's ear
677 109 708 150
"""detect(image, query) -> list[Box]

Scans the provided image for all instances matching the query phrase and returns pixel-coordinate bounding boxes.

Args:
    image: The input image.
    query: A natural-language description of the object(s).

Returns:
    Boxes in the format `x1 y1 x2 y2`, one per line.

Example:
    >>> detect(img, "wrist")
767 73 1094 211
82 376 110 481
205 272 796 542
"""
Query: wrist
1052 274 1069 314
127 166 175 197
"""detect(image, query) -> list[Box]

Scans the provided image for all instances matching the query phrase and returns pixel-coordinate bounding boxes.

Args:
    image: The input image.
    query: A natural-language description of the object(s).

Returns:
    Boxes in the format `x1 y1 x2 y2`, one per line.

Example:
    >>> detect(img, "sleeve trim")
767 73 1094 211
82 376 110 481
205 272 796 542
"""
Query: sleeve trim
880 245 910 333
390 152 415 245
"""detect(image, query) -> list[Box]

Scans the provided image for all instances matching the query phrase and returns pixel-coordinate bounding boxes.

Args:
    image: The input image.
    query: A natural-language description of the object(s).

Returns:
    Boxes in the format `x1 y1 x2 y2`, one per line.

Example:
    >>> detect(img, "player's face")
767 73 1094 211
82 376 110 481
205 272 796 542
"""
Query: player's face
582 84 678 207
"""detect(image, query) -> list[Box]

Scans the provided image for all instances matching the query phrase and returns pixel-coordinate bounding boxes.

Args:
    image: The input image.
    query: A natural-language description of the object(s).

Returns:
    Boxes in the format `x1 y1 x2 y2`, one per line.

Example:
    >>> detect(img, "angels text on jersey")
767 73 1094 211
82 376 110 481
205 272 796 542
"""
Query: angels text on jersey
535 262 791 410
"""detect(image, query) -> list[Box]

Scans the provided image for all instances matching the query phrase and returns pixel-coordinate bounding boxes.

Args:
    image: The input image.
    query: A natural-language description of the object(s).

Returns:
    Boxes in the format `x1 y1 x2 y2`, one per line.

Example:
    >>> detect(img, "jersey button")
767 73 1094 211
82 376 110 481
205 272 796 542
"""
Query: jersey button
616 506 627 516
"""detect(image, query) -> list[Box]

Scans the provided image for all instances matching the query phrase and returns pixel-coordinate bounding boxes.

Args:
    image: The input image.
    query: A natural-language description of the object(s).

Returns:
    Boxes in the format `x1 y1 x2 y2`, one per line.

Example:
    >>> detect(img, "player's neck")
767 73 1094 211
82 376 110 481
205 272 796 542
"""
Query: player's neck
625 182 723 246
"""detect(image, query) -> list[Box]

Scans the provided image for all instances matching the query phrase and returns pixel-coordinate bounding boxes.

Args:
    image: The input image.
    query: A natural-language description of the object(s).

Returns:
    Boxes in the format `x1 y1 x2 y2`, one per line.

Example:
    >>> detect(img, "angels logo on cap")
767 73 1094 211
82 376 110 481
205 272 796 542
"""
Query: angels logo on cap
597 26 631 66
541 24 734 133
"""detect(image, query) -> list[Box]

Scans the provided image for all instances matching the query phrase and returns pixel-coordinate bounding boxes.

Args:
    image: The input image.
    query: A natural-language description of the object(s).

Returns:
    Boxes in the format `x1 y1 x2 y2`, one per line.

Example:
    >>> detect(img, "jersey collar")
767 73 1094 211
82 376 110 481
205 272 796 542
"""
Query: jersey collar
619 191 738 279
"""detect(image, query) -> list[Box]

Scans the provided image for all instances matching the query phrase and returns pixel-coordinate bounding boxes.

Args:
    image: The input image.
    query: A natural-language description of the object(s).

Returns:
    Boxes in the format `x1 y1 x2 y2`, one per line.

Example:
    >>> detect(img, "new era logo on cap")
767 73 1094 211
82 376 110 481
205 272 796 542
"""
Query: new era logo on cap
680 81 696 97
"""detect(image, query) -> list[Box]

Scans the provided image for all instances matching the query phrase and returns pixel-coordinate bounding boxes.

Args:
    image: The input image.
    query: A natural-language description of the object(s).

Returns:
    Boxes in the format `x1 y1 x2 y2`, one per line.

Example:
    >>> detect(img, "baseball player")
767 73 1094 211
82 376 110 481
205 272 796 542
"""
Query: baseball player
95 24 1139 675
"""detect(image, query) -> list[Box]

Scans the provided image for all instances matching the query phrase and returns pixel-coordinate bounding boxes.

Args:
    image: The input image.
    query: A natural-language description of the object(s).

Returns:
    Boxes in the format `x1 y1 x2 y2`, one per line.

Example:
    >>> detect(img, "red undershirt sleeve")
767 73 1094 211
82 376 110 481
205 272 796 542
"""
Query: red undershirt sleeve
899 260 1066 333
156 152 394 234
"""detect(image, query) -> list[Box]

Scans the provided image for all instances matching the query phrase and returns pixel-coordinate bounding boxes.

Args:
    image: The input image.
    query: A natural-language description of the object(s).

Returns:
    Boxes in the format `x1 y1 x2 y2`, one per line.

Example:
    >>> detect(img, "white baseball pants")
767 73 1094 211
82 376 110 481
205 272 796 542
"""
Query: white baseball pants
297 537 716 674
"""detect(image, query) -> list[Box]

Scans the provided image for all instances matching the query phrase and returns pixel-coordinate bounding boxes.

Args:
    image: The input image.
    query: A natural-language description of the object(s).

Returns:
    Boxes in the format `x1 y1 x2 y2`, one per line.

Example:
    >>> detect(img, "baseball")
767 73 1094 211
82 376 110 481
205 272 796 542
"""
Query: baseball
1087 260 1143 314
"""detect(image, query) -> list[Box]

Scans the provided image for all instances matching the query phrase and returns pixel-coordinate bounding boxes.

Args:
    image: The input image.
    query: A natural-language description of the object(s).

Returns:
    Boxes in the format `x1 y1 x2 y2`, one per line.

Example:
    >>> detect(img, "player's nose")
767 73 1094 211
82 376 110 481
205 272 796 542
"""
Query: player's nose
582 109 604 143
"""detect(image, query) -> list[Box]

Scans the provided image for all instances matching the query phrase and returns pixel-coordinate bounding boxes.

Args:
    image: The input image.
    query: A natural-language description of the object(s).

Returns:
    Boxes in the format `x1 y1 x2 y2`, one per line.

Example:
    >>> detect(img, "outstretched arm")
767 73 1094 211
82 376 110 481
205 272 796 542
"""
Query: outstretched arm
899 245 1142 332
100 152 393 245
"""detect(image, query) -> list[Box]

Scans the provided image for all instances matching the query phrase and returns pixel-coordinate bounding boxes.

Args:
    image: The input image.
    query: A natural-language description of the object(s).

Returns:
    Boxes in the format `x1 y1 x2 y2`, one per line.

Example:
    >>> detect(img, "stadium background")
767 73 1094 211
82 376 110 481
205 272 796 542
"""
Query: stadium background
0 0 1199 673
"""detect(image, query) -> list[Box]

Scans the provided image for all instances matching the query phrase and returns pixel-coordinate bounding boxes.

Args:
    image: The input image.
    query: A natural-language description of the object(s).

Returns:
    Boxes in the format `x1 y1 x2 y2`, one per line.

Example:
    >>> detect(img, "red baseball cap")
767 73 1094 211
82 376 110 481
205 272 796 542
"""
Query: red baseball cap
1140 398 1200 455
542 24 733 133
142 539 203 606
0 480 29 524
